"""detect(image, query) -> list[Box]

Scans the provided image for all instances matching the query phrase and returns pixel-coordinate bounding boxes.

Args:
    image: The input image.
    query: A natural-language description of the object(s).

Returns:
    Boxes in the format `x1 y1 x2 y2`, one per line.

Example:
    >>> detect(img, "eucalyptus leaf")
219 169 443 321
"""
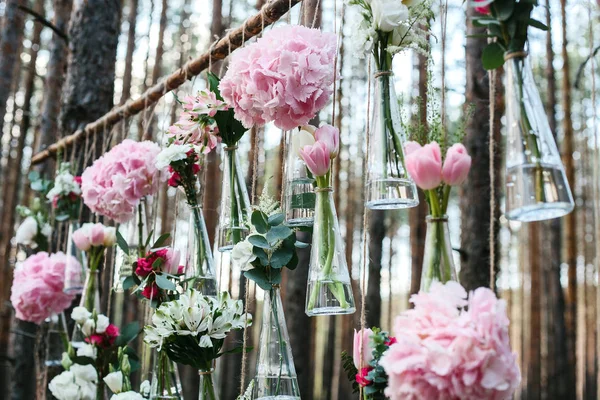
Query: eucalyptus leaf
115 322 140 346
266 225 293 244
270 247 294 269
243 269 272 291
251 210 270 234
527 18 548 31
294 241 309 249
267 213 285 226
122 275 136 291
155 274 176 291
248 234 271 250
482 42 505 70
116 230 129 254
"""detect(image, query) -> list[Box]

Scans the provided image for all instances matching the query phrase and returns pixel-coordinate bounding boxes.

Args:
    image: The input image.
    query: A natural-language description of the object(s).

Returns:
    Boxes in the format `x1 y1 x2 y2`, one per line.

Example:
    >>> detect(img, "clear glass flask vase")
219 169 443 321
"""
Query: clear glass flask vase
504 55 574 221
217 146 251 251
198 368 218 400
149 349 184 399
63 221 87 294
185 204 217 296
282 130 316 227
420 216 458 292
365 71 419 210
71 270 100 346
253 285 301 400
305 188 355 316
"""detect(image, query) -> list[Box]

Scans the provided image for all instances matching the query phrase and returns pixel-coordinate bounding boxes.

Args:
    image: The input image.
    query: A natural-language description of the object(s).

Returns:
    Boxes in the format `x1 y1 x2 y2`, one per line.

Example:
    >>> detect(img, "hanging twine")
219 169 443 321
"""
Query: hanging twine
503 51 528 61
488 67 496 290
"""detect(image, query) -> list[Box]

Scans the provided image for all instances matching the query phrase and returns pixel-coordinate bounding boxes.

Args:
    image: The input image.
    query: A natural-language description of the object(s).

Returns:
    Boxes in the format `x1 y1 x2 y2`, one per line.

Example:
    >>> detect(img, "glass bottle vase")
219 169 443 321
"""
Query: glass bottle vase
71 270 100 346
149 349 184 400
185 204 218 296
44 313 68 394
419 216 458 292
365 71 419 210
305 188 355 316
198 368 218 400
253 286 301 400
63 221 87 294
282 130 316 227
504 55 574 221
217 146 251 252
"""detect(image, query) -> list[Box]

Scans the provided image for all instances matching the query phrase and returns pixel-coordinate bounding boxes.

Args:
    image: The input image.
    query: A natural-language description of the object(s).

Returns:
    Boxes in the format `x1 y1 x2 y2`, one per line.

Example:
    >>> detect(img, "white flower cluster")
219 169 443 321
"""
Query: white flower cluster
144 290 251 351
46 162 81 202
15 216 52 249
155 144 192 170
48 363 97 400
72 306 111 336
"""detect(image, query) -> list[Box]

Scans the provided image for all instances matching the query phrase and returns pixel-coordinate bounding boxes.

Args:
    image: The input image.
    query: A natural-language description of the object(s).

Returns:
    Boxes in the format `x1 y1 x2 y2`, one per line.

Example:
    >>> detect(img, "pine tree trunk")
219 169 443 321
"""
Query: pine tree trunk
459 6 501 292
366 211 384 327
529 223 542 400
120 0 139 105
0 0 26 127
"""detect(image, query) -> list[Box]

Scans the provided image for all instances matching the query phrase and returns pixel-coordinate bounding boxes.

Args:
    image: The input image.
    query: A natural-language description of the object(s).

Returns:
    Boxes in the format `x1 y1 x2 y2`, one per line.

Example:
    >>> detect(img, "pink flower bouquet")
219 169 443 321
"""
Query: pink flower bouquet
380 281 520 400
220 25 336 130
81 139 164 223
10 252 78 324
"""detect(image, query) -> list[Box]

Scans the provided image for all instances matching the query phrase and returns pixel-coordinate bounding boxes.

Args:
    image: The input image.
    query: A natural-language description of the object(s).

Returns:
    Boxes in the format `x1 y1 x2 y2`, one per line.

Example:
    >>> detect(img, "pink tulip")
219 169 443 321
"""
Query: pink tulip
164 248 183 275
315 124 339 159
299 141 331 177
353 328 374 369
442 144 472 186
404 141 422 157
405 142 443 190
89 224 105 247
73 223 113 252
73 228 92 252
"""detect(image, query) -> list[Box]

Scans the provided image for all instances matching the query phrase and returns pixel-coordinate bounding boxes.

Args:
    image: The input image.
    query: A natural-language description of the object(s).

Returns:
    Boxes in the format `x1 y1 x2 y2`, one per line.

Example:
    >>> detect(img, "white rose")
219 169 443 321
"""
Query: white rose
15 216 38 247
71 307 92 325
81 318 96 337
103 371 124 394
103 227 117 247
48 370 78 400
110 391 145 400
155 144 192 170
70 363 98 383
76 344 97 360
371 0 409 32
231 240 257 272
95 314 110 334
139 380 151 397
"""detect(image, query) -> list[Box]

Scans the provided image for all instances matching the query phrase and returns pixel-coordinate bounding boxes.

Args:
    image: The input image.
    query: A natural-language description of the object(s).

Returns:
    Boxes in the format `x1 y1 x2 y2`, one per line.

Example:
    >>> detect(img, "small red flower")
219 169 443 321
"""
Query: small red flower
474 0 491 15
192 163 201 174
356 367 373 387
386 336 397 346
142 282 160 300
68 192 79 201
74 176 82 185
168 171 181 187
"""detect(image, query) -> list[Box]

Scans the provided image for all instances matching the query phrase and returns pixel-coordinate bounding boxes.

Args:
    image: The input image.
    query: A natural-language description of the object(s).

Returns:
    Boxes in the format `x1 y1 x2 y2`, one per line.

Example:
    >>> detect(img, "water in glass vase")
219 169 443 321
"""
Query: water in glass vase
505 163 574 222
365 178 419 210
255 396 301 400
305 279 356 316
283 177 315 227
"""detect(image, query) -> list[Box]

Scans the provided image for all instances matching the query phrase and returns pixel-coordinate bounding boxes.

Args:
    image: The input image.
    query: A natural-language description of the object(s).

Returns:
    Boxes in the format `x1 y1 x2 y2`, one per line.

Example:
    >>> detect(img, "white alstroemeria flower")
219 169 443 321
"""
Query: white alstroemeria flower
199 335 213 348
71 307 92 325
15 216 38 248
81 318 96 337
143 326 165 350
110 391 145 400
103 371 124 394
46 170 81 201
291 125 317 158
209 314 233 339
182 305 210 334
76 344 97 360
371 0 409 32
155 144 192 170
352 16 377 57
95 314 110 334
231 240 257 272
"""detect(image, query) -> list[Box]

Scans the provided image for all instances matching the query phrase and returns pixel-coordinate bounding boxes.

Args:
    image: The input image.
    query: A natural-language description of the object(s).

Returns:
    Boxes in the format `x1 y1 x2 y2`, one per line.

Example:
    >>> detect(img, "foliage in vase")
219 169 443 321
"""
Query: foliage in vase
15 172 53 251
46 162 82 221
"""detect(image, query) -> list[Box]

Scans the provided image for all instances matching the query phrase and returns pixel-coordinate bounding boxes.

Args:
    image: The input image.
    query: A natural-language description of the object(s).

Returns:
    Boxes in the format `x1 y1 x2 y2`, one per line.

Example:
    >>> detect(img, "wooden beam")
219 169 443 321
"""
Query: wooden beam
30 0 302 165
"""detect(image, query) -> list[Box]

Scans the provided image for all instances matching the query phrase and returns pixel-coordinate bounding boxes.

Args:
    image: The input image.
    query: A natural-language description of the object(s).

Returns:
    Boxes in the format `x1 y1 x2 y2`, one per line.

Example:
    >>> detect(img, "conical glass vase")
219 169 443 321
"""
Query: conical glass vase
217 146 251 252
504 55 574 221
44 313 68 394
149 349 184 400
198 368 219 400
253 286 301 400
365 71 419 210
184 205 217 296
305 189 355 316
71 270 100 347
113 198 151 292
282 130 315 227
419 216 458 292
63 221 87 294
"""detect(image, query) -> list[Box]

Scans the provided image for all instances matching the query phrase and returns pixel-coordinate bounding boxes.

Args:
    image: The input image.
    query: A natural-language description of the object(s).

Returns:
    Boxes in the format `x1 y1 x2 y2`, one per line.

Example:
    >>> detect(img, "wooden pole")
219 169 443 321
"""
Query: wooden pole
30 0 302 165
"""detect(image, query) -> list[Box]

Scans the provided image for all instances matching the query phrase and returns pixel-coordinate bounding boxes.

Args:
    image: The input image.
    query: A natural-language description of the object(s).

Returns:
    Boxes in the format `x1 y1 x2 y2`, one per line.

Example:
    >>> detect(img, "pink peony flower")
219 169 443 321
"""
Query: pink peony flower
10 252 78 324
220 25 337 130
404 141 443 190
299 141 331 177
353 328 374 369
442 143 472 186
380 282 521 400
314 124 339 159
81 140 164 223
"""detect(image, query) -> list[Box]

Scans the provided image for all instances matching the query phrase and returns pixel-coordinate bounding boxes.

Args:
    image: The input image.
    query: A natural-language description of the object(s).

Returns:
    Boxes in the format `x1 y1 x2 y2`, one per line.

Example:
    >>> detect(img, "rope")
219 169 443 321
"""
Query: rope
503 51 528 61
488 67 496 290
440 0 448 135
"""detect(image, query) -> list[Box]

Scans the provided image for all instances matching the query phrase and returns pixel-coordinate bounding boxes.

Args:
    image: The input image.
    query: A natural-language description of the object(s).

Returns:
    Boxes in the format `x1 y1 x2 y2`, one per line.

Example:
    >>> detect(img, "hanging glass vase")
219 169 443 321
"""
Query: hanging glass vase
149 349 184 400
217 145 251 252
71 270 100 346
113 198 151 292
198 368 218 400
63 221 87 294
184 204 217 296
253 285 301 400
419 215 458 292
504 54 574 221
365 70 419 210
44 313 68 394
282 130 316 227
305 188 355 316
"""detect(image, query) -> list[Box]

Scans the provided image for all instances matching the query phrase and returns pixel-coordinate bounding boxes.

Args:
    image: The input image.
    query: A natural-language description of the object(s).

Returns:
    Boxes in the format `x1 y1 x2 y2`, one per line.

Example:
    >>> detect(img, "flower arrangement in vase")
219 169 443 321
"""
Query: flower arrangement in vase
46 162 82 222
15 171 54 252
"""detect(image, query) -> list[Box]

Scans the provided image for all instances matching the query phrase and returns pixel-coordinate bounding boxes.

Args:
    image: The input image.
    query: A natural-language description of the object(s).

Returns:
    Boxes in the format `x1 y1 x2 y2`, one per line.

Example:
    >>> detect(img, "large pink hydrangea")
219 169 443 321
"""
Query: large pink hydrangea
380 282 520 400
81 139 164 223
10 252 78 324
219 25 336 130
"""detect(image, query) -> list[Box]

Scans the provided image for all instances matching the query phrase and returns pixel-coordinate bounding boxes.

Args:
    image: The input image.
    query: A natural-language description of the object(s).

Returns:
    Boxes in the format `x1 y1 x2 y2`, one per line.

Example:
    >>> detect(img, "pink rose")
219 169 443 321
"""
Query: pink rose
142 282 159 300
299 141 331 177
356 367 373 387
405 142 443 190
353 328 374 369
442 143 472 186
474 0 491 15
314 124 339 159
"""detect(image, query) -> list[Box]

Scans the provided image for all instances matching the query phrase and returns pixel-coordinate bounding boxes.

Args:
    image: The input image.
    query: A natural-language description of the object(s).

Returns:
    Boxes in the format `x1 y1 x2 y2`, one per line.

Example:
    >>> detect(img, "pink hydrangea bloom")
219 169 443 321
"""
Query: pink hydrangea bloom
220 25 337 130
10 252 78 324
81 140 164 223
381 282 520 400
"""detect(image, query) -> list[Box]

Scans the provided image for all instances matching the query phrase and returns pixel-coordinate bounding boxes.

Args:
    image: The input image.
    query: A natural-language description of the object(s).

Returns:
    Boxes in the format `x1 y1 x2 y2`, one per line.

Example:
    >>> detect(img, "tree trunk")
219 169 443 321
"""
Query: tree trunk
119 0 139 105
529 223 542 400
0 0 26 127
459 6 501 292
366 210 385 327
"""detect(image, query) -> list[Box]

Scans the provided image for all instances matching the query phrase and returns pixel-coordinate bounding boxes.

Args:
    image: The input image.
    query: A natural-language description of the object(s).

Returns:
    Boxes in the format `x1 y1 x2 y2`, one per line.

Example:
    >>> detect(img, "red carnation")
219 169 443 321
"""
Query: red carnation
142 282 160 300
386 336 397 346
356 367 373 387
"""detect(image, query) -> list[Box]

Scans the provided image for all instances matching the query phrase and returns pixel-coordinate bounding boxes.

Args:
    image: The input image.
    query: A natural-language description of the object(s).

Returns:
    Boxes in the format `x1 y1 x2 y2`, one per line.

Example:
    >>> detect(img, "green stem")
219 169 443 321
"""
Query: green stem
200 371 217 400
228 148 243 245
270 287 291 395
137 202 145 258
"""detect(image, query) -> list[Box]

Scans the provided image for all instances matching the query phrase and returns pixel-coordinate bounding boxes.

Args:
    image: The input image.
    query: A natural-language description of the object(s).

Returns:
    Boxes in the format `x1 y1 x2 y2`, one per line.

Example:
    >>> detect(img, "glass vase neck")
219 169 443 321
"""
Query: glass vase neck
420 216 457 292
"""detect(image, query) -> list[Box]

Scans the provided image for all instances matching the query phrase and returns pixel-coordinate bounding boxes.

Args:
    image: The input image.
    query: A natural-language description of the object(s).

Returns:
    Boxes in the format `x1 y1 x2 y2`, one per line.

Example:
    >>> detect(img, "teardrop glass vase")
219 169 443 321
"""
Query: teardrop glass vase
305 189 355 316
419 215 458 292
365 70 419 210
282 130 316 227
149 348 184 400
217 145 251 252
184 204 217 296
63 221 87 294
504 55 574 221
253 286 301 400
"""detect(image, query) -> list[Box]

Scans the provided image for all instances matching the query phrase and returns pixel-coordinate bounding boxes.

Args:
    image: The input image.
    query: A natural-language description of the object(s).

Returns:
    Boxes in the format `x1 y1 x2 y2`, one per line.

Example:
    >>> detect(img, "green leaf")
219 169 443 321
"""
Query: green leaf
122 275 136 291
267 213 285 226
290 192 316 209
115 322 140 346
207 72 224 101
482 42 505 70
251 210 270 234
243 269 271 291
491 0 514 21
217 346 253 358
248 234 270 250
294 241 309 249
28 171 40 182
152 233 171 249
152 257 164 270
270 248 294 269
116 230 129 254
266 225 293 244
528 18 548 31
155 274 177 291
287 250 299 270
144 230 155 250
253 247 269 266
